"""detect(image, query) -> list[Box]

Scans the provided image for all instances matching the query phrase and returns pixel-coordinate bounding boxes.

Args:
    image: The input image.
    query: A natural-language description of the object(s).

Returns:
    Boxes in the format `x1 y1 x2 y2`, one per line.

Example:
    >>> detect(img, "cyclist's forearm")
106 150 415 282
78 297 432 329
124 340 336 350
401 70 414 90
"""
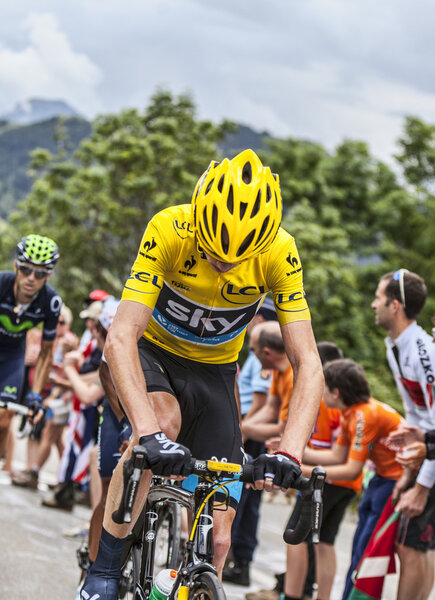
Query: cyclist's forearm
279 361 323 459
279 322 324 460
105 322 159 436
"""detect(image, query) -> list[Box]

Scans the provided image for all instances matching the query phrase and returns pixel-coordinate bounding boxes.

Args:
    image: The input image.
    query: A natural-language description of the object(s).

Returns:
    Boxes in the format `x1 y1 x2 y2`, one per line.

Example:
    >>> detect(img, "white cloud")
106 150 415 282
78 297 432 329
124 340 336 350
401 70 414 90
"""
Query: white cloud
1 1 435 163
0 12 103 117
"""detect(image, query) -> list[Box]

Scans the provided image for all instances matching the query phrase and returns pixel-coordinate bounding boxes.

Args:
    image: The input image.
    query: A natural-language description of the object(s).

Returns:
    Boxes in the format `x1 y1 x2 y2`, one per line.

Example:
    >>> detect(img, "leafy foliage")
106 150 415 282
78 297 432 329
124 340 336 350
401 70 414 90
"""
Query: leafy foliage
5 91 233 319
2 92 434 412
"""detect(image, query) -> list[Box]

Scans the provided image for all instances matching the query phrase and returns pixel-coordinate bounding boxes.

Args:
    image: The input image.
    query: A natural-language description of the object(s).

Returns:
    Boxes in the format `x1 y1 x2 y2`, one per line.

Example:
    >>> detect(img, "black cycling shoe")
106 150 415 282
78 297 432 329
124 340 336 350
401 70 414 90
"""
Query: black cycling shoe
222 562 250 586
80 573 119 600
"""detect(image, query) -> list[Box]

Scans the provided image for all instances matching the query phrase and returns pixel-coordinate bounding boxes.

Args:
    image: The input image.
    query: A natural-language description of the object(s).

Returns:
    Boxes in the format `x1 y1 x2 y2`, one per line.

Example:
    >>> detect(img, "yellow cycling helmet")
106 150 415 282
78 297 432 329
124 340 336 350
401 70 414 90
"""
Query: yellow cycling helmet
192 149 282 263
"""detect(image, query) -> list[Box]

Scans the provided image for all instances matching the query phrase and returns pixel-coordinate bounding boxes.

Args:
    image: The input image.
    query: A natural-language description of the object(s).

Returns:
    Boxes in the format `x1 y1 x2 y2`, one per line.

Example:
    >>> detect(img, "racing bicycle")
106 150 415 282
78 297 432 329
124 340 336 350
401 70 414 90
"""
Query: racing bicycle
114 446 326 600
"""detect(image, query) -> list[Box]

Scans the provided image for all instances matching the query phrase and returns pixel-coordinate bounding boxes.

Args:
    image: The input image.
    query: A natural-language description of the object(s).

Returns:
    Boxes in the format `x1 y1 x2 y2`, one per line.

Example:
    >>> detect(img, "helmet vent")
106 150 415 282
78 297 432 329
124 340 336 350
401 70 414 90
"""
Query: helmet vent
217 175 225 193
266 184 271 203
212 204 218 236
205 178 214 195
251 190 261 218
221 223 229 254
275 192 279 208
227 185 234 214
202 208 212 239
237 230 255 257
240 202 248 219
242 162 252 184
256 216 270 244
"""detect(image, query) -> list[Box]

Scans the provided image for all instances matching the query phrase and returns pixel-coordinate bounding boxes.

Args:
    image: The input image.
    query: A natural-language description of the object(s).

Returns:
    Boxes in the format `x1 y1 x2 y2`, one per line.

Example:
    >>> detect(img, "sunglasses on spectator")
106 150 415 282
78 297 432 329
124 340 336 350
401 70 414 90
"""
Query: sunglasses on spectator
393 268 408 308
17 262 50 280
57 320 66 325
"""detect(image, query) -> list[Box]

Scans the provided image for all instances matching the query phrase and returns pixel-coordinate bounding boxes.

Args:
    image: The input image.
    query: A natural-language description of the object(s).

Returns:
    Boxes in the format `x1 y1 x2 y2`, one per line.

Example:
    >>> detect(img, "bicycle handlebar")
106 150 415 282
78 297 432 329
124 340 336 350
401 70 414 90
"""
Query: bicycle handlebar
112 447 326 545
0 400 30 416
0 400 32 439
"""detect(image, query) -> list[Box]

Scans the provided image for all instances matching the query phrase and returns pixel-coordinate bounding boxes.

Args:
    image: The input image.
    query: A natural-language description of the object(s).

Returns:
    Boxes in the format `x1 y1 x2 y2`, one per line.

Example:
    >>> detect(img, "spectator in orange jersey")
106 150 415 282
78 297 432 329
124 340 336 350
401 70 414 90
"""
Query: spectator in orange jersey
302 358 404 600
283 343 363 600
241 321 293 443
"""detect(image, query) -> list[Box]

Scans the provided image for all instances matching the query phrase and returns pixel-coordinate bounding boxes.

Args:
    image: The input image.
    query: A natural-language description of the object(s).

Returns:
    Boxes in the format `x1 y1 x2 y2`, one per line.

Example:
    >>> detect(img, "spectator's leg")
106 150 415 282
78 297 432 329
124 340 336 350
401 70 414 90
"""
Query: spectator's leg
284 541 309 598
314 542 335 600
396 545 427 600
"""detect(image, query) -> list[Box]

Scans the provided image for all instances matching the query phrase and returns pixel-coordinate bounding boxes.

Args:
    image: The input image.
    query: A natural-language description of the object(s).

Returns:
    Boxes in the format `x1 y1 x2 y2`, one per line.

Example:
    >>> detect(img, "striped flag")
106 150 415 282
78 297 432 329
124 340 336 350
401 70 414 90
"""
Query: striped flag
349 496 400 600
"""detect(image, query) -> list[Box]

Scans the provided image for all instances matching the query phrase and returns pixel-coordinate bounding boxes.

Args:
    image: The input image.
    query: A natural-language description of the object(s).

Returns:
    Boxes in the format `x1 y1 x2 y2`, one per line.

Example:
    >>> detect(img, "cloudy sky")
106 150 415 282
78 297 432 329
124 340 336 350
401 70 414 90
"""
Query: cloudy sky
1 0 434 162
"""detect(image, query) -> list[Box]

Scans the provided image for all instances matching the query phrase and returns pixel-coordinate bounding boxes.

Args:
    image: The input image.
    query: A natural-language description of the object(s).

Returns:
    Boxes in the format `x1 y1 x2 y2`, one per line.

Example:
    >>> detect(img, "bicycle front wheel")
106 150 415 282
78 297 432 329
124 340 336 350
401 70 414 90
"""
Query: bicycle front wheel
189 572 227 600
154 501 182 572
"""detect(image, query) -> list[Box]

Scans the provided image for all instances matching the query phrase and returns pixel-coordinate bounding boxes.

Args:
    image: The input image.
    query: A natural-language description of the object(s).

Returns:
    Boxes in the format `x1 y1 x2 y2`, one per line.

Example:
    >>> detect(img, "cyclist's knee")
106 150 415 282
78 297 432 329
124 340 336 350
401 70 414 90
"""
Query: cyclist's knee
213 528 232 566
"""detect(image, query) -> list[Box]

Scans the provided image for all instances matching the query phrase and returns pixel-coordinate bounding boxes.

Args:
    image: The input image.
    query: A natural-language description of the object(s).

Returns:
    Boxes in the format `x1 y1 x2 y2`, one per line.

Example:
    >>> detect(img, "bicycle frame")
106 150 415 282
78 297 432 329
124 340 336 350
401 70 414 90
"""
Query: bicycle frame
116 450 326 600
127 475 227 600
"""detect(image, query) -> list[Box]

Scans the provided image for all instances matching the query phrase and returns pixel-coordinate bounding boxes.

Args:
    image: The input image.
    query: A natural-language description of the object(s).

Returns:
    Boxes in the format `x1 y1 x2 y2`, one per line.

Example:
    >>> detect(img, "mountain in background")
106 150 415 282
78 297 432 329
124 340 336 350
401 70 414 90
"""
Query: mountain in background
0 98 270 218
219 124 270 157
0 116 92 217
1 98 80 125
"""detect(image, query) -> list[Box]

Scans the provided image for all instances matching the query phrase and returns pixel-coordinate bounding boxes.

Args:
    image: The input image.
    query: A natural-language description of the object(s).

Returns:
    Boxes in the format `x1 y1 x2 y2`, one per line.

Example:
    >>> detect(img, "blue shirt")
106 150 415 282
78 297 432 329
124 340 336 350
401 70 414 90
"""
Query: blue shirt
238 351 272 416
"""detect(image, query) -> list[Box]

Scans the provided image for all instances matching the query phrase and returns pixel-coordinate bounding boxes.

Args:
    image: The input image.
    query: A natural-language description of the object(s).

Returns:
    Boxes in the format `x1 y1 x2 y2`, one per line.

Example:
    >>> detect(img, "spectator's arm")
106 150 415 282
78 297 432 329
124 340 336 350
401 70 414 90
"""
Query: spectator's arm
303 442 349 466
244 391 268 420
63 364 104 406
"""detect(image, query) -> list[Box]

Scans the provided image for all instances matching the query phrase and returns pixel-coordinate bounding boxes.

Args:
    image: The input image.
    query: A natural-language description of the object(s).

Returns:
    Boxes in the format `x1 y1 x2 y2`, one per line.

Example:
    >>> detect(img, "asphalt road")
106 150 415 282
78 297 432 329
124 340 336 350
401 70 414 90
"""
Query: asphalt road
1 438 434 600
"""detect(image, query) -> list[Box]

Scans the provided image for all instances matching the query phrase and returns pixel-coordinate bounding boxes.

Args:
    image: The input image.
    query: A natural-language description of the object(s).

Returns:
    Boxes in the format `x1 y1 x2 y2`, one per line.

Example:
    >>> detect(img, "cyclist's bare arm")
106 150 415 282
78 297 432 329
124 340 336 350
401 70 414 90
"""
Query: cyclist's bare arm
279 320 323 460
104 299 160 437
31 338 55 394
100 360 124 421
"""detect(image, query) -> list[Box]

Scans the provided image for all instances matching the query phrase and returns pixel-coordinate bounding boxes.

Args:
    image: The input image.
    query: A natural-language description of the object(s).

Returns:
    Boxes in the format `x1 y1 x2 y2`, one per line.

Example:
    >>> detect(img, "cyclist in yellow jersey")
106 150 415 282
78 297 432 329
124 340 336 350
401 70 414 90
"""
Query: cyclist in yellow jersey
81 149 324 600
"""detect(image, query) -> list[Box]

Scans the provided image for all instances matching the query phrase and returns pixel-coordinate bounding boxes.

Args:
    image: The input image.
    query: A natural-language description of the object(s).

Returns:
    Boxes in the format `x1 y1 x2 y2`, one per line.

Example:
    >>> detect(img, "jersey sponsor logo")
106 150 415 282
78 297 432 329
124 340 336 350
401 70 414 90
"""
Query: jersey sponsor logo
171 280 191 291
125 270 162 294
286 252 302 276
416 338 435 384
354 411 364 450
173 219 194 239
275 291 307 313
152 283 260 345
50 295 62 315
139 237 157 261
3 386 17 394
0 315 34 333
178 255 197 277
260 369 272 379
221 282 266 305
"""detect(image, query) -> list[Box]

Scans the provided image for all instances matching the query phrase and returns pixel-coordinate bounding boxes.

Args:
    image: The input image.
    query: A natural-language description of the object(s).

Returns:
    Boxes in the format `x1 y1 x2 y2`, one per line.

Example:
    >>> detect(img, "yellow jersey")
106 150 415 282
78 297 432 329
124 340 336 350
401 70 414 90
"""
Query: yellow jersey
122 205 310 363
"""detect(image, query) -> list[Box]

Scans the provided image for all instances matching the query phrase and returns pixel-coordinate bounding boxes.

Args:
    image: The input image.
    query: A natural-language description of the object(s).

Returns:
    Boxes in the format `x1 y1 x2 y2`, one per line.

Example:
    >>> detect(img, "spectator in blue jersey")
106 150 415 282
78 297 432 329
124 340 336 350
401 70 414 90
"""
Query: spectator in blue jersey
223 297 277 586
0 235 61 467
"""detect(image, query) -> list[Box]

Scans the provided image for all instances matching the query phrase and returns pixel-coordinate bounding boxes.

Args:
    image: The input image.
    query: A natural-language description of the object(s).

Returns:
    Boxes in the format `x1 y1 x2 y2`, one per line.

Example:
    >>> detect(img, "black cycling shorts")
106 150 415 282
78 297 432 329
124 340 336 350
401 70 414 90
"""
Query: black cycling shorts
137 338 243 466
287 482 355 545
402 484 435 552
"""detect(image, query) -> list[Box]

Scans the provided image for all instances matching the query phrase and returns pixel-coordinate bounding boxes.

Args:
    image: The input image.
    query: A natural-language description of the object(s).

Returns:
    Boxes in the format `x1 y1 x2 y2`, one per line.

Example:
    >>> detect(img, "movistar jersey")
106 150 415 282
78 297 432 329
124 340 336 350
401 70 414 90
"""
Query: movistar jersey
0 271 62 348
122 205 310 363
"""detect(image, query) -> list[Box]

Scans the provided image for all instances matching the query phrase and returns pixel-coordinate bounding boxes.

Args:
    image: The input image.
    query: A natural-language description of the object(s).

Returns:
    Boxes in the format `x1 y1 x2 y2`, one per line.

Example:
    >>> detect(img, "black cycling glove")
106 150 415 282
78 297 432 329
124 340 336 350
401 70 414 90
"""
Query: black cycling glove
139 431 192 477
252 452 302 489
25 392 45 425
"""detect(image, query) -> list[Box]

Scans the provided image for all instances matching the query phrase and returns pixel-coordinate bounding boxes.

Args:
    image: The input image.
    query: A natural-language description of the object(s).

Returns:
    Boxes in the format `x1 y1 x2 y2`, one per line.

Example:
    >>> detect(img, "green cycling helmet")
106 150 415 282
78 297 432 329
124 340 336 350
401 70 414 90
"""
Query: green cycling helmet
16 234 59 269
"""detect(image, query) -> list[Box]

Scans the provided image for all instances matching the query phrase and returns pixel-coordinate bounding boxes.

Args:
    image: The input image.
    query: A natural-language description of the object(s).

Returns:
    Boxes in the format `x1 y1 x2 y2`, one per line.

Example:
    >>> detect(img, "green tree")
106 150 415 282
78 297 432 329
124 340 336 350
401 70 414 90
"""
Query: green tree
7 90 234 322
